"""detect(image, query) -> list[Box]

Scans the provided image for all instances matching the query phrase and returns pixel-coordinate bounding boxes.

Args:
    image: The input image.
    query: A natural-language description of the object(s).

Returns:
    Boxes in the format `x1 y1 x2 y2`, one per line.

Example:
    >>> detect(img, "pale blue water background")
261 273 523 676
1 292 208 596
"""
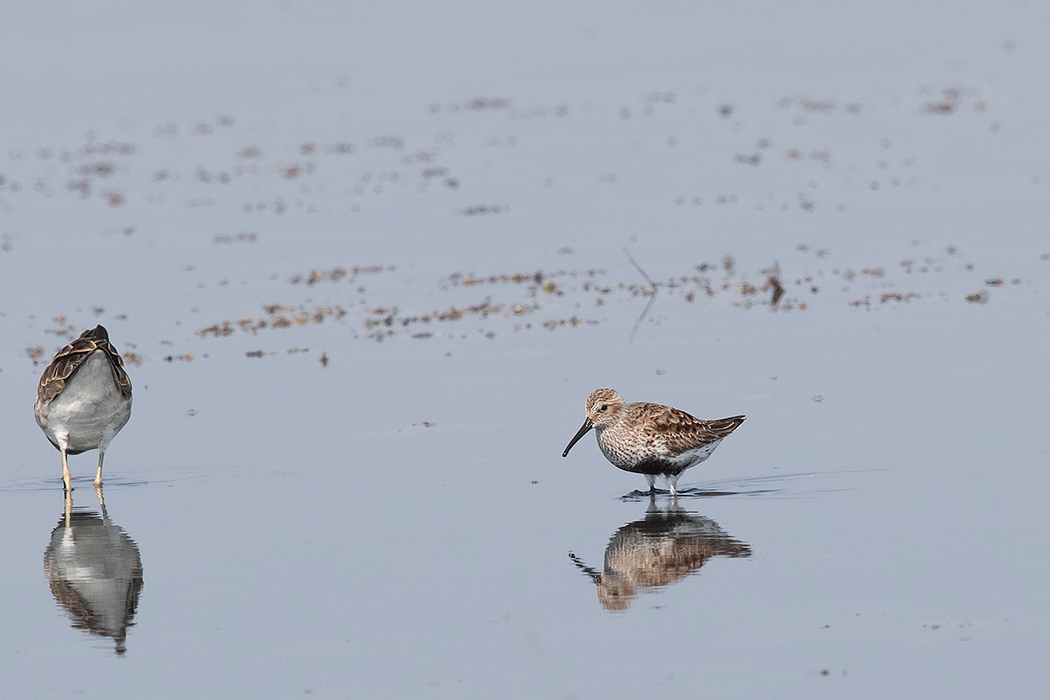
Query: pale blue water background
2 1 1049 697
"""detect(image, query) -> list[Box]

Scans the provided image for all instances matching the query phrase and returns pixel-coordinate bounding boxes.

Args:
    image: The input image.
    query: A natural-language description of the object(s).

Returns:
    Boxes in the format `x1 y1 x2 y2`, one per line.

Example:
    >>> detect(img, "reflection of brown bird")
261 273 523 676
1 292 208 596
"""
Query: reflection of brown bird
44 501 144 655
35 326 132 492
563 388 744 495
570 499 751 611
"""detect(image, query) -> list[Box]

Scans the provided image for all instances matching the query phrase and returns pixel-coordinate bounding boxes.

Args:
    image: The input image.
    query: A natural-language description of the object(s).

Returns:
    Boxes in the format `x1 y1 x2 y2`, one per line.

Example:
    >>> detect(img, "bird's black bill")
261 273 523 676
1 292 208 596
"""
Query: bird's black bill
562 419 594 457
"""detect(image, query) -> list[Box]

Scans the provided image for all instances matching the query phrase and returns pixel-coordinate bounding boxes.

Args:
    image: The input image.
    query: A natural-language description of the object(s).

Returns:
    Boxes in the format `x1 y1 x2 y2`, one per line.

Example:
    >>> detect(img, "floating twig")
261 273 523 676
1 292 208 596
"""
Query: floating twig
625 248 658 342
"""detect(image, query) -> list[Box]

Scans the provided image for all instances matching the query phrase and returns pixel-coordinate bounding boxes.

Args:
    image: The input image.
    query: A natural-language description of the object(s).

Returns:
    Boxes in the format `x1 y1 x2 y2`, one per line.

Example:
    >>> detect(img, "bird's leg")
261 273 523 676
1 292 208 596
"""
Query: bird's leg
667 474 679 497
645 474 656 496
94 449 105 488
61 447 72 495
64 489 73 528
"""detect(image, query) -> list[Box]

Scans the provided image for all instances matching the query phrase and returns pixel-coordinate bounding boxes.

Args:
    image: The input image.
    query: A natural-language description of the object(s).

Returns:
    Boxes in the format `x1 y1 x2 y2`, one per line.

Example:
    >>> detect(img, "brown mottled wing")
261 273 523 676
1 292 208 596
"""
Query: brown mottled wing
37 326 132 404
634 402 745 456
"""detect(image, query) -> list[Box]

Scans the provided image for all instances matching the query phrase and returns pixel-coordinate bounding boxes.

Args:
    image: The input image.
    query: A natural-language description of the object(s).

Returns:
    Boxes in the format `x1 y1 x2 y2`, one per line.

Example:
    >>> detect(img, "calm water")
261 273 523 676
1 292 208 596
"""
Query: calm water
2 2 1049 697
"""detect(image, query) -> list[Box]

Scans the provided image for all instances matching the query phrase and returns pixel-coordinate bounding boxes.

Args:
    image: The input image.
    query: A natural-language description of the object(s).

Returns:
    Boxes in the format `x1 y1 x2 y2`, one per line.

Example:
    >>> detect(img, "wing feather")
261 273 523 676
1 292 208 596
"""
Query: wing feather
630 402 744 457
36 326 132 404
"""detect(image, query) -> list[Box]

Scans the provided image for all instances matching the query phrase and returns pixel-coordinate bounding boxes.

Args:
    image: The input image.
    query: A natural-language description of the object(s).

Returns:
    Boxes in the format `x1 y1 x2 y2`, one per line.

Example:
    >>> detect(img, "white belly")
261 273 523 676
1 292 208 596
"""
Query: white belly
664 438 724 468
37 351 132 453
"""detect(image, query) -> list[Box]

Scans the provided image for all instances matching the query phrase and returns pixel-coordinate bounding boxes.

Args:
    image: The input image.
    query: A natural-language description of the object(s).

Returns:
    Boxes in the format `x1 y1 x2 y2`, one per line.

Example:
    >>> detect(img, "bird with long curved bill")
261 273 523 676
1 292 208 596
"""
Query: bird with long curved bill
563 388 744 496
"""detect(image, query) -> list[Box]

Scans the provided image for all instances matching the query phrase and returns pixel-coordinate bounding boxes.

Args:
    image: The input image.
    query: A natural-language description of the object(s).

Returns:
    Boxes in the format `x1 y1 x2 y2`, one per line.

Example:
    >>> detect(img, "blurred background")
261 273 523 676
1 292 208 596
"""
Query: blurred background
1 2 1048 698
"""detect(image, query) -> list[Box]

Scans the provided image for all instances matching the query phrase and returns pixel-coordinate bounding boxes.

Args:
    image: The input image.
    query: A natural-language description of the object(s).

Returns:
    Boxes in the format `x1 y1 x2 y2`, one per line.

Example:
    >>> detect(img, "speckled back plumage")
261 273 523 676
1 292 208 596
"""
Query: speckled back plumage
600 401 745 474
36 326 132 407
563 388 745 495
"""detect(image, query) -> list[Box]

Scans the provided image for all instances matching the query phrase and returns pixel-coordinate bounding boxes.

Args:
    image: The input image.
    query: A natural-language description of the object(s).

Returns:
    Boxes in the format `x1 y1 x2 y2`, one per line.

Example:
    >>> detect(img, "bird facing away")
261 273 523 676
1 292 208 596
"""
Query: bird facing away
562 388 744 496
35 326 133 492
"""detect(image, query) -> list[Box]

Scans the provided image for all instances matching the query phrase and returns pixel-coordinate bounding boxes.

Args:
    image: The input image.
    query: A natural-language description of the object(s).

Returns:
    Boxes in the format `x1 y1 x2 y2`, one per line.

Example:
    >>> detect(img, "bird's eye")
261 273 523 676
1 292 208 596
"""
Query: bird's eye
598 404 608 412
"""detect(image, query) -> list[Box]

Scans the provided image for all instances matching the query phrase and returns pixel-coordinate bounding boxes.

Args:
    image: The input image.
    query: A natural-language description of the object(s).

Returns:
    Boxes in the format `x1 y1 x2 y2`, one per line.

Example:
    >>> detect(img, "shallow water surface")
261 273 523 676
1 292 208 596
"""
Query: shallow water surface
2 1 1050 698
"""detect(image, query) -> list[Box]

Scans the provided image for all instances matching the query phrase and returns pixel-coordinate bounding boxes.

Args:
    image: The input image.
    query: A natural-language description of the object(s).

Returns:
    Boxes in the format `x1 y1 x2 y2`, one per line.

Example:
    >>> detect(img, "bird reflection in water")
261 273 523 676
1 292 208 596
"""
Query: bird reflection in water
43 490 143 654
570 497 751 611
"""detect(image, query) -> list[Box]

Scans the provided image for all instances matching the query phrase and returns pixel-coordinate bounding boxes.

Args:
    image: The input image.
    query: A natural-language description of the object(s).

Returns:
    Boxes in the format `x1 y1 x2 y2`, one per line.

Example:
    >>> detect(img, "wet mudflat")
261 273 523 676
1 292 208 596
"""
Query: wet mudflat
2 2 1050 698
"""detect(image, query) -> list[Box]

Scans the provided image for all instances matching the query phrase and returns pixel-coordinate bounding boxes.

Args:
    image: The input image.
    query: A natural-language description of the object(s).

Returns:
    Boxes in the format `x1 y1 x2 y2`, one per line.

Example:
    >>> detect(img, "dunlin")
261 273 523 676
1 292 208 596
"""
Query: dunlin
35 326 133 492
569 500 751 610
562 388 744 496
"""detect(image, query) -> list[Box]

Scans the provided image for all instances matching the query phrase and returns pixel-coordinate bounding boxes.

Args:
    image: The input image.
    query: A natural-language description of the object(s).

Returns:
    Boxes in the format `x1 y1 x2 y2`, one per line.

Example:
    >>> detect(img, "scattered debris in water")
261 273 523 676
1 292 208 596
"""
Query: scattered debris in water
214 232 258 245
162 354 195 362
26 346 44 365
966 290 990 304
289 265 392 285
